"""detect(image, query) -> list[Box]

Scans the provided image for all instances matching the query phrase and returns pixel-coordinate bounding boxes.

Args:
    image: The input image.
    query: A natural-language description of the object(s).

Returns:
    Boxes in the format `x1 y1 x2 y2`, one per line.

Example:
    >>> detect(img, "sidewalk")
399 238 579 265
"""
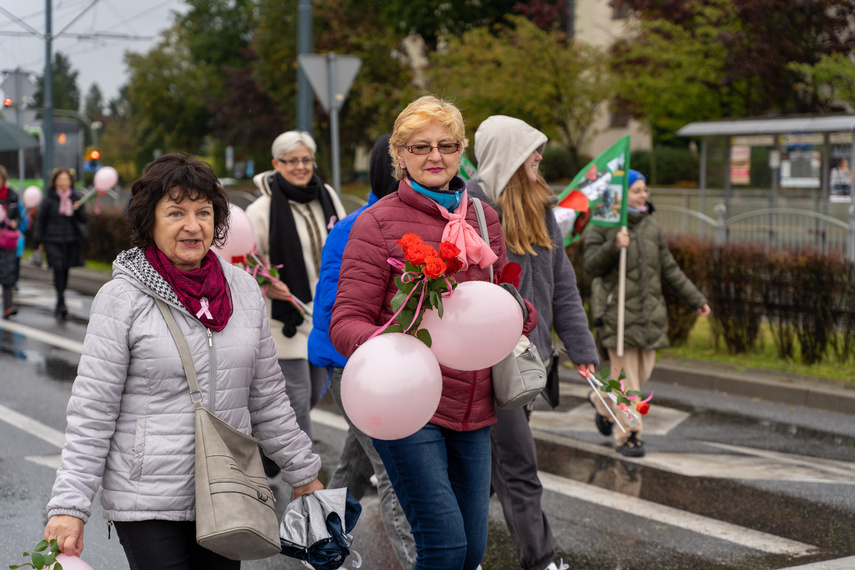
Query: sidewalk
22 262 855 416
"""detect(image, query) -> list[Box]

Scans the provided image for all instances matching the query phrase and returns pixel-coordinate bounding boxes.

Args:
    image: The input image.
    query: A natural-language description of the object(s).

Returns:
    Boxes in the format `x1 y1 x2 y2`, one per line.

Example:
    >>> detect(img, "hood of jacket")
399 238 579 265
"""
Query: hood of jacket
473 115 547 202
112 247 187 310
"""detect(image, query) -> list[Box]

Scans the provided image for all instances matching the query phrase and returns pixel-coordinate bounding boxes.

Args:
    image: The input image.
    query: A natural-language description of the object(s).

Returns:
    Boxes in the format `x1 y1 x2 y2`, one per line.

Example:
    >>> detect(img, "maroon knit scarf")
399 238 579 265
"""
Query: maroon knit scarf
144 245 233 332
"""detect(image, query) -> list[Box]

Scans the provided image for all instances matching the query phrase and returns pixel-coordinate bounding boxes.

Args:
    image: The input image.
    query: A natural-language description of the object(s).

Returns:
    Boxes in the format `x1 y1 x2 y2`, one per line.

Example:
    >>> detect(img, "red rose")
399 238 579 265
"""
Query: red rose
635 402 650 415
422 256 447 279
445 257 463 274
439 241 461 262
397 233 423 253
406 243 437 266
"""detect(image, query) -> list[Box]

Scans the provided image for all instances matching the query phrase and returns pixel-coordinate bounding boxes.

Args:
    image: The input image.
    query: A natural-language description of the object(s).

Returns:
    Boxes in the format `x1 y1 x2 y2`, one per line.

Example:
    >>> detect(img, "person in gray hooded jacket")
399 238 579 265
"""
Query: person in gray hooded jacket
467 115 598 570
44 153 322 569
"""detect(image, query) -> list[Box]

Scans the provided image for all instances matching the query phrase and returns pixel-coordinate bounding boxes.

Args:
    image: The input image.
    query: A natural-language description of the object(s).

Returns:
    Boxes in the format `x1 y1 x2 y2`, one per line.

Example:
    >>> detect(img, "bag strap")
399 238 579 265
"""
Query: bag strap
155 299 203 405
470 197 493 283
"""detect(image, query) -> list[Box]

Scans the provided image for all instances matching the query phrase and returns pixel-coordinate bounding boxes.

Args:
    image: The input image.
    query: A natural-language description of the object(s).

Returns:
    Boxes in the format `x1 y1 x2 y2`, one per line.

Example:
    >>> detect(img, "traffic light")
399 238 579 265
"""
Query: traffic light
89 149 101 161
2 97 11 107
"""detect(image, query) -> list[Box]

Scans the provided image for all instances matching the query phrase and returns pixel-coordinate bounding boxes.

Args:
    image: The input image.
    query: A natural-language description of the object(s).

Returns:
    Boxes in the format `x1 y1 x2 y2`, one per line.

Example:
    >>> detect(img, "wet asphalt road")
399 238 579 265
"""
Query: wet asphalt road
1 277 854 570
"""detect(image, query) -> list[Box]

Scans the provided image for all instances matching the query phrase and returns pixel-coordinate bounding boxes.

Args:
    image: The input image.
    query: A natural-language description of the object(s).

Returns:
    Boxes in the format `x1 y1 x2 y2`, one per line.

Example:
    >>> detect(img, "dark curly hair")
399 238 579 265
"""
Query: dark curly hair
125 152 230 248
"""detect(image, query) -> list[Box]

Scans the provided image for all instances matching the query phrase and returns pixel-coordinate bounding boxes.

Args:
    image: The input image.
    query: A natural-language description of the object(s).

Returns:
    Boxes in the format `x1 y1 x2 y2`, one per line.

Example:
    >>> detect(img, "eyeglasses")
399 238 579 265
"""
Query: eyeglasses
278 157 314 168
404 142 460 156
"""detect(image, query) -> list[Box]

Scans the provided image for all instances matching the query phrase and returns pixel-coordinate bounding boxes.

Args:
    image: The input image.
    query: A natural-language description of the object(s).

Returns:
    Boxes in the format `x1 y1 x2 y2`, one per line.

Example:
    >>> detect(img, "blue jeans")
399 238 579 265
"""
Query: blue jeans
373 424 491 570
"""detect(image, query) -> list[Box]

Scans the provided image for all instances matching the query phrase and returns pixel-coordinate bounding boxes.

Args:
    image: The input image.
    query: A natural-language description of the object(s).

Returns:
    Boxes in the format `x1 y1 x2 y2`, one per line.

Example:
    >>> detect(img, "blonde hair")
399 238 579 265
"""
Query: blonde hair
496 168 555 255
0 165 7 186
389 95 469 180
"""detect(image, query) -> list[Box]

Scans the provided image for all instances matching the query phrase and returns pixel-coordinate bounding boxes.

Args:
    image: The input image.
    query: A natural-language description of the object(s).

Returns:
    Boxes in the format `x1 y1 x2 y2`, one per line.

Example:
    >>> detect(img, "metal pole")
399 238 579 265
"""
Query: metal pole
699 137 707 237
14 69 25 192
296 0 313 135
567 0 575 39
43 0 54 185
328 53 340 193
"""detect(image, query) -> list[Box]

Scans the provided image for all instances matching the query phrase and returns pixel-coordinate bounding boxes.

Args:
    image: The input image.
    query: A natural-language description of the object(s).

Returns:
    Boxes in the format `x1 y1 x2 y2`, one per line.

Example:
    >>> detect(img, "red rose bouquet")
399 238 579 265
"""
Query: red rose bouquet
580 367 653 428
384 233 463 347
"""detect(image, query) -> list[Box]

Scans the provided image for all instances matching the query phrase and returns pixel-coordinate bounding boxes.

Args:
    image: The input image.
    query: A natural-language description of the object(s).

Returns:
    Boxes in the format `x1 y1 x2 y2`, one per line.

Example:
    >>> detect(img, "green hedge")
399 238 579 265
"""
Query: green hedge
569 235 855 365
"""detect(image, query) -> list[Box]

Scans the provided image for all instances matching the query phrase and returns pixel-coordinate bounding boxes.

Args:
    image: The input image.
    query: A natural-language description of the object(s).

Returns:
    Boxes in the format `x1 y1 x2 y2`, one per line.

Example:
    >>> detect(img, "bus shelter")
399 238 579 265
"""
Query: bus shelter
677 115 855 217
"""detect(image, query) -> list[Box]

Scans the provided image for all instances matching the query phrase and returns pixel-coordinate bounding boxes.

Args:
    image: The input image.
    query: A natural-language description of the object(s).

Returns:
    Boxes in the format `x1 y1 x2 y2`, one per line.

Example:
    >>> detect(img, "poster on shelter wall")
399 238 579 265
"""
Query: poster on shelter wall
780 149 821 188
730 146 751 185
829 144 852 203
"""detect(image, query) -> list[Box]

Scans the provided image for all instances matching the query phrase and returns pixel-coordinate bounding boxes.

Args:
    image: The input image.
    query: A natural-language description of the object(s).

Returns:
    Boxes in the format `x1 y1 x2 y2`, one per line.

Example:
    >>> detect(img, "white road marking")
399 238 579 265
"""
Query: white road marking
0 403 66 448
0 320 84 353
308 410 818 556
538 471 817 556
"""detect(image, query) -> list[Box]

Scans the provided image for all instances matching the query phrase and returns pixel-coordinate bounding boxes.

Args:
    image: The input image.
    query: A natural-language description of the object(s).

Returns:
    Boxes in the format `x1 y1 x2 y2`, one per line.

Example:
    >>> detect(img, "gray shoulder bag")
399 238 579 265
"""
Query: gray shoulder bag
470 198 547 410
155 299 282 560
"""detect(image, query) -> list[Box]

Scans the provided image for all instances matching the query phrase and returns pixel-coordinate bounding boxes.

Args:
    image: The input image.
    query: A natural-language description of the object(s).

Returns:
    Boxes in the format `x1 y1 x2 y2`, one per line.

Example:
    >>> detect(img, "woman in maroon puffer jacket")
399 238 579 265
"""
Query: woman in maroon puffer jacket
330 95 535 570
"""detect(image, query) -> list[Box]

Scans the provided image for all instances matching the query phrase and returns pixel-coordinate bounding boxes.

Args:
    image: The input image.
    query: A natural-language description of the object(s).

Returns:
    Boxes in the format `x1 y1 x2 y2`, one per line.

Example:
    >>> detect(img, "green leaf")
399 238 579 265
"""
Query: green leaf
30 553 44 568
390 291 407 313
55 563 63 570
383 324 404 334
436 299 444 319
397 309 415 330
416 328 432 347
429 290 440 310
34 541 48 553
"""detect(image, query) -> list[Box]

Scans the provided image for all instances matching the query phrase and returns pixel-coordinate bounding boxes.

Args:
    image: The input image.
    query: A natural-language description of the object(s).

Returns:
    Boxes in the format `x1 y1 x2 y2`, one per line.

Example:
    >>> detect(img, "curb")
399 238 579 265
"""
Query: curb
559 360 855 416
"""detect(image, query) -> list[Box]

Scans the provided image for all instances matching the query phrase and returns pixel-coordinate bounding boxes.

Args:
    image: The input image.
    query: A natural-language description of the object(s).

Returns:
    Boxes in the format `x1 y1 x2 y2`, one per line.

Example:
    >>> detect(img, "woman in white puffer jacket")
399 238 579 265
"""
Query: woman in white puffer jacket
44 153 322 569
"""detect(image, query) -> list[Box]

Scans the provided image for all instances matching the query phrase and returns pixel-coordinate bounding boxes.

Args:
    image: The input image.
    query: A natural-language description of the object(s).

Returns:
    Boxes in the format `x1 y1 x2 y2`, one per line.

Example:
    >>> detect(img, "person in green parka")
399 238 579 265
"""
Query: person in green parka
584 169 710 457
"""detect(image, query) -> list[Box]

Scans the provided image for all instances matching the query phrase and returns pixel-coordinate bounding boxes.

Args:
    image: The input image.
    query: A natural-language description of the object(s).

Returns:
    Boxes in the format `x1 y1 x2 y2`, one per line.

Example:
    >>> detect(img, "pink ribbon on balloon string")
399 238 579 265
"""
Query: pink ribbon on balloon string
368 279 428 340
196 297 213 320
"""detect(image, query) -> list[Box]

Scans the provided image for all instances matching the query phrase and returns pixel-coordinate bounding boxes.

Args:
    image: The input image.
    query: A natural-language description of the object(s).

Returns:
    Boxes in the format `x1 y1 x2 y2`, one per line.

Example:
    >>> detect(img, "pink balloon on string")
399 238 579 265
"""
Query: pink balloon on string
212 203 256 262
23 186 42 209
421 280 524 371
93 166 119 193
54 554 94 570
341 333 442 440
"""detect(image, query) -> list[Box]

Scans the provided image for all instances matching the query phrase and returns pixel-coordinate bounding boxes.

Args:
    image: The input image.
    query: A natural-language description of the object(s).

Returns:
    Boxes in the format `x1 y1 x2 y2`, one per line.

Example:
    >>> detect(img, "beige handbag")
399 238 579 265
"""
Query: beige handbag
156 300 281 561
470 198 547 410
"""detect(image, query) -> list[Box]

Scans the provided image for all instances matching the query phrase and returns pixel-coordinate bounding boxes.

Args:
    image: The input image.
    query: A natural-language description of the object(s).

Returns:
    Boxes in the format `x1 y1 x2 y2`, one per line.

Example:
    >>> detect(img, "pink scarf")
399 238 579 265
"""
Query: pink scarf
57 188 73 217
144 245 233 332
433 188 498 271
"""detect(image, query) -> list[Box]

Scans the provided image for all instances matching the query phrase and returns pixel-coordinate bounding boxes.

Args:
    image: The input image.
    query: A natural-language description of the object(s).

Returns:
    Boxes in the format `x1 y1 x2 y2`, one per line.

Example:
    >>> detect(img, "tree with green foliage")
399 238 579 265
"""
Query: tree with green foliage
790 53 855 112
430 15 610 174
33 52 81 115
379 0 517 48
124 28 215 162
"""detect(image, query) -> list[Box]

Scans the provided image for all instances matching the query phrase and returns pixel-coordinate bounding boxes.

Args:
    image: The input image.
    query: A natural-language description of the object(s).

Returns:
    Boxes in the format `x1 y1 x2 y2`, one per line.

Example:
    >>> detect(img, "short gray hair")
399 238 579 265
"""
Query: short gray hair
271 131 317 159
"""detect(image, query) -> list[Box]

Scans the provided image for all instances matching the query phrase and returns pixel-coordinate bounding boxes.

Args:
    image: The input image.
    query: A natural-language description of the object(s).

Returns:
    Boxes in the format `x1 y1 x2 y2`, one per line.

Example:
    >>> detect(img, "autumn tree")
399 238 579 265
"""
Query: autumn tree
430 15 611 173
611 0 855 142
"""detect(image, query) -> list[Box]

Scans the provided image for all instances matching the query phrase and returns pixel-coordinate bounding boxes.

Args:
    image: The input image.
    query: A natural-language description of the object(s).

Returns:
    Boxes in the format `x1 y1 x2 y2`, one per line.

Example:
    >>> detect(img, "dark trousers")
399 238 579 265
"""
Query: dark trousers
53 267 69 306
114 520 240 570
490 406 554 570
2 285 12 310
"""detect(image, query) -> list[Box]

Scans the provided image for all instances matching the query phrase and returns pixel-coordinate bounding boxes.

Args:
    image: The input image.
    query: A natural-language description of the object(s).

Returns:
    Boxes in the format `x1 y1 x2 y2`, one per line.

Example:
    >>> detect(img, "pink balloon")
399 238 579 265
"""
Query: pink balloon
23 185 42 209
93 166 119 192
421 281 524 371
212 203 256 261
341 333 442 440
54 554 94 570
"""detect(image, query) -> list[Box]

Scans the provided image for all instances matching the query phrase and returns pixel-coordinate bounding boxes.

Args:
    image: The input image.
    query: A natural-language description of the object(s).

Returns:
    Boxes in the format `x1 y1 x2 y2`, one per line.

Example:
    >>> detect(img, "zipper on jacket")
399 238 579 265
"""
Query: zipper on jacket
107 520 112 540
206 328 217 411
461 370 478 429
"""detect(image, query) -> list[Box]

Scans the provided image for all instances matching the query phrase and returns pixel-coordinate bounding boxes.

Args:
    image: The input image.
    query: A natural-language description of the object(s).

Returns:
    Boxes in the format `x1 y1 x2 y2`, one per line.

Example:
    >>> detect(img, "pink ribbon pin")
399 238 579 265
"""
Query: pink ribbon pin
196 297 213 320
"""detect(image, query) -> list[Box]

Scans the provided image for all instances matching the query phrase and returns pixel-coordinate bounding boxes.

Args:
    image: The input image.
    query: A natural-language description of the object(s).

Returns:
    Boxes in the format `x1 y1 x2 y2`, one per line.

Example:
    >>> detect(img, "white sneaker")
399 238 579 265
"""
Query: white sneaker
545 561 569 570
